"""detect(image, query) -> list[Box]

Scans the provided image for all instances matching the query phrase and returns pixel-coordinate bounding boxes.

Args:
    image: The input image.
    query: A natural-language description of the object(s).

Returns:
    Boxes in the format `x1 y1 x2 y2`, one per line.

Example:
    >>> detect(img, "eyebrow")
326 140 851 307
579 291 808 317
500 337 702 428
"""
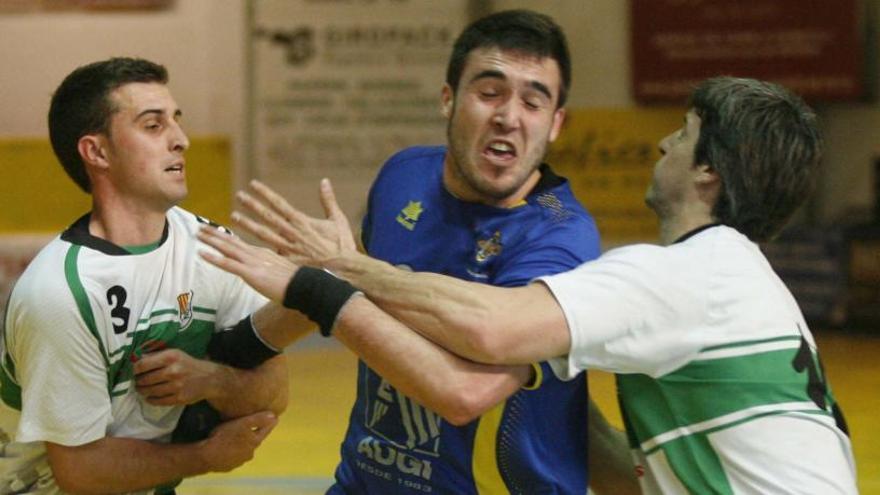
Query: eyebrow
134 108 183 120
468 69 554 100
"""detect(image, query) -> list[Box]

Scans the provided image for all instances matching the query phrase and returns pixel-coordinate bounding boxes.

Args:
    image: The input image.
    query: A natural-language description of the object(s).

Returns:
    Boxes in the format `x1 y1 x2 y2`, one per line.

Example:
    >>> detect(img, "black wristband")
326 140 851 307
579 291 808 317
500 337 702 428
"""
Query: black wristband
283 266 359 337
208 315 280 369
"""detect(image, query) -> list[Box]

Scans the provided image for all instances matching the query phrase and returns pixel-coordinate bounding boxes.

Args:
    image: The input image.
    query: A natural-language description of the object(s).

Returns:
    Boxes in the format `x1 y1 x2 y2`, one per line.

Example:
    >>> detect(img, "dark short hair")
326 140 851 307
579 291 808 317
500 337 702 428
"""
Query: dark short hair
690 77 822 242
48 57 168 193
446 9 571 108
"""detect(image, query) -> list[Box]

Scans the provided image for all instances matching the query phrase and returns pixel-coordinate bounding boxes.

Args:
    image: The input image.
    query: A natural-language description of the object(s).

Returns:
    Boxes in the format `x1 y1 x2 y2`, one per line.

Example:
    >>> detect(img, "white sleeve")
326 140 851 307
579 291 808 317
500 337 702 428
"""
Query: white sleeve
539 245 707 378
5 276 112 446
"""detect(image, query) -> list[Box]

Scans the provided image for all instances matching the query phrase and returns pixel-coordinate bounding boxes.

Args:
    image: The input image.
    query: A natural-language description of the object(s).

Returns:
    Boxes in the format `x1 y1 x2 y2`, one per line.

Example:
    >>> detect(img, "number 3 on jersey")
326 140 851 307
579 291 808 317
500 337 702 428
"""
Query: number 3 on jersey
106 285 131 334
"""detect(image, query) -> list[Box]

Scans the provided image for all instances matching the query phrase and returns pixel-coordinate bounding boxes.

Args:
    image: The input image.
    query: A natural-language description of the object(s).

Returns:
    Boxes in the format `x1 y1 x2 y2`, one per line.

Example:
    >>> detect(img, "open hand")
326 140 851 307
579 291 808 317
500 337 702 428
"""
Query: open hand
232 179 357 269
198 227 297 303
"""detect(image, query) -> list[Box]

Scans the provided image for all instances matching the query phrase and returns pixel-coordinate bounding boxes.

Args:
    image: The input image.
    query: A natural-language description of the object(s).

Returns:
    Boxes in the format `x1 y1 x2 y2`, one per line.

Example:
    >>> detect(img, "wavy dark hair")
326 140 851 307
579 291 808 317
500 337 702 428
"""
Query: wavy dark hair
690 77 822 242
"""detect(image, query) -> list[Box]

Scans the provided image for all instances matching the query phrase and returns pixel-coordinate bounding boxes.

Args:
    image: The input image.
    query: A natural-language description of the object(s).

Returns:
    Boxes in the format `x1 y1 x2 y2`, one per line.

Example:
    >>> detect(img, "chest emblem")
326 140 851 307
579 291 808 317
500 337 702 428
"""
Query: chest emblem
396 200 424 231
475 231 503 263
177 290 194 330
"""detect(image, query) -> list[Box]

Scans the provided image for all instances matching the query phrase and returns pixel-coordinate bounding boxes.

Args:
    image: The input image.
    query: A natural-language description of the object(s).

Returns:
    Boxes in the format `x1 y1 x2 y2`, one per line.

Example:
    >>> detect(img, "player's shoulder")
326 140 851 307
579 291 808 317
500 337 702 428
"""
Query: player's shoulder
168 207 233 236
8 236 75 310
529 166 593 222
526 173 599 247
377 146 445 178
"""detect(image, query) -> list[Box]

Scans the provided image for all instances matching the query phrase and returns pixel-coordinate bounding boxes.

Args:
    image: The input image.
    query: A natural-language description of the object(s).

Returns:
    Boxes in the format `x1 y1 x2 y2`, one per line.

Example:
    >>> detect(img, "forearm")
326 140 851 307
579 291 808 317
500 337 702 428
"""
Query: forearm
207 354 289 417
251 300 316 350
586 399 640 495
46 437 209 494
328 252 570 364
334 295 531 425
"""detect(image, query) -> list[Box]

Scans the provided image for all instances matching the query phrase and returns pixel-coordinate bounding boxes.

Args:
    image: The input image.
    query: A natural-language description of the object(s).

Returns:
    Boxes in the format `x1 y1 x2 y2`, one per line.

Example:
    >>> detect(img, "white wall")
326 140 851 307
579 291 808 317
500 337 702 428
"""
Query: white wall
0 0 248 169
0 0 877 223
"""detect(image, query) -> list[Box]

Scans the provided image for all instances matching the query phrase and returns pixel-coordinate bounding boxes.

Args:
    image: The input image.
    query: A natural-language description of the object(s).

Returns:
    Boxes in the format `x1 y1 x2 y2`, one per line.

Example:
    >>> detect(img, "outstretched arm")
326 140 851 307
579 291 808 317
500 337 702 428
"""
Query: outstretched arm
197 228 533 424
204 179 572 365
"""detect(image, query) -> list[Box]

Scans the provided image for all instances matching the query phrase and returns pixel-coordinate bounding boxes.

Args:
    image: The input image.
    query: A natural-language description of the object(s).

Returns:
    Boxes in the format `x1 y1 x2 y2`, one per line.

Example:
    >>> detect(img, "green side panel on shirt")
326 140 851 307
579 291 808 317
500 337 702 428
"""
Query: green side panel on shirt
662 434 733 495
110 319 217 390
617 343 830 449
64 245 112 382
0 352 21 410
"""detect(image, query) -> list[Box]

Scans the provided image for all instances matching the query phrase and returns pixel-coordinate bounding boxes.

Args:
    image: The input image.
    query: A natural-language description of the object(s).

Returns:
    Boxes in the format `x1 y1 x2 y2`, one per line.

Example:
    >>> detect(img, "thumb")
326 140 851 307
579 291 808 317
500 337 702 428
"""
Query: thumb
319 178 346 223
245 411 278 442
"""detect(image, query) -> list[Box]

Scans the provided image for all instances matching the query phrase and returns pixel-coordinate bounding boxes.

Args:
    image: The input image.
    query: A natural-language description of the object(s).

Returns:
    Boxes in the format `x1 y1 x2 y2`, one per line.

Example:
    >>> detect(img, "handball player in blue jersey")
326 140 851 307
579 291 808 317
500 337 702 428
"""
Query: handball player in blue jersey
200 9 637 495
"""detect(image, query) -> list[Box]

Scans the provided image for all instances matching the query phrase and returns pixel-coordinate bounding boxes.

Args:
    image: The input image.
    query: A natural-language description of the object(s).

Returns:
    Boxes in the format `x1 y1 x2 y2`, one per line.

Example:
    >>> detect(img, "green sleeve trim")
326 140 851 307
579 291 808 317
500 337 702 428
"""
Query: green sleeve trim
0 351 21 410
64 245 112 385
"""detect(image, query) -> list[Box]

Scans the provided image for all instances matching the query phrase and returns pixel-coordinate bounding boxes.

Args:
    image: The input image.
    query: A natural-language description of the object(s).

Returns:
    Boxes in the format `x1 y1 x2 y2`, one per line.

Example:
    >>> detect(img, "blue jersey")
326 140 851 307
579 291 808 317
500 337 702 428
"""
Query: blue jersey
329 146 601 494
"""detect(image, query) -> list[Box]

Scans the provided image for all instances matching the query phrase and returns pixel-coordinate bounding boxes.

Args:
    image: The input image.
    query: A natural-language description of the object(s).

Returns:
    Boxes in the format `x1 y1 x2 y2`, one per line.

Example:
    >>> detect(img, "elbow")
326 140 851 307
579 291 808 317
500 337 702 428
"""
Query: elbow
52 468 101 495
47 443 107 495
434 384 499 426
270 386 290 416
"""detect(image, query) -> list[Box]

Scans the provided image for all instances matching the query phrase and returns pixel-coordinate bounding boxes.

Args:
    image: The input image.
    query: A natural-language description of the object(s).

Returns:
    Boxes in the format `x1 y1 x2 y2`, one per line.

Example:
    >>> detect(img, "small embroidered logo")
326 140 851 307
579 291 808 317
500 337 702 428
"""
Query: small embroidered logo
475 231 503 262
177 290 194 330
396 201 424 231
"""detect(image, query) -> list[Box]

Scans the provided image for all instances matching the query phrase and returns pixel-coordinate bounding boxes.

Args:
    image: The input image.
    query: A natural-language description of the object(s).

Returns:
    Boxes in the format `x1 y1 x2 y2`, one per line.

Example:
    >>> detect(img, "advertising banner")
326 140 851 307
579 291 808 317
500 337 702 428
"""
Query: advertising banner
631 0 864 102
249 0 470 220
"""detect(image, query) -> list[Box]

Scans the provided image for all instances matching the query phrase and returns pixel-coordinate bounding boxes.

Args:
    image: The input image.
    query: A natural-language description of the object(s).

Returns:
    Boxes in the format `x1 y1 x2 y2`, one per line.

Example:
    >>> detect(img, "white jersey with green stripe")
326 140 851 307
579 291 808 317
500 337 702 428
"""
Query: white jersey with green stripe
540 225 857 494
0 207 267 494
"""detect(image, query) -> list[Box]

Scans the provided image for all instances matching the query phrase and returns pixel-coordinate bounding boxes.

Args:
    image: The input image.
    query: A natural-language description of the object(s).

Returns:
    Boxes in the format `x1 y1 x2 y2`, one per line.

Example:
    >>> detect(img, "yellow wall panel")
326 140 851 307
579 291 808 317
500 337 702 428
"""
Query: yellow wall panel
0 137 232 233
547 107 685 246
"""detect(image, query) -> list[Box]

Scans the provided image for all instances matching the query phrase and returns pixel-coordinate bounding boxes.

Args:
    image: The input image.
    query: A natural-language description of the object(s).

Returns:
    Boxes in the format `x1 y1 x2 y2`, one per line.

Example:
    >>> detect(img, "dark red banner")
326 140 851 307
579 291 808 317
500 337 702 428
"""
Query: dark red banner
631 0 864 102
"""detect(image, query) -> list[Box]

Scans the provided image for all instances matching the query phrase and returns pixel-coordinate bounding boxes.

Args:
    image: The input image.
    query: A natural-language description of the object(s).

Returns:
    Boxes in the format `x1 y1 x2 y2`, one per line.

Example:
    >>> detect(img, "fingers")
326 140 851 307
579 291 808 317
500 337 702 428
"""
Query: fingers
239 185 310 235
238 186 316 248
197 228 253 276
225 411 278 444
248 180 300 224
230 210 293 255
245 411 278 443
319 178 357 251
132 348 175 375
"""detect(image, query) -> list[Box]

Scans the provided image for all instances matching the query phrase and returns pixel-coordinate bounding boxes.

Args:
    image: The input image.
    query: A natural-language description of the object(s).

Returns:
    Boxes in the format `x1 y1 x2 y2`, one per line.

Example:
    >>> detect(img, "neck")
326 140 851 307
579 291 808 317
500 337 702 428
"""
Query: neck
89 198 169 246
442 155 540 208
657 207 716 245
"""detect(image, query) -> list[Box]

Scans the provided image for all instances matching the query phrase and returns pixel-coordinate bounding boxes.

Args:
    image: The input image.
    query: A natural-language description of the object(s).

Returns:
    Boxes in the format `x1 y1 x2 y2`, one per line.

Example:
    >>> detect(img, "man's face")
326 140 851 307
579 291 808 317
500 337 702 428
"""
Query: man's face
645 110 702 216
442 47 566 207
101 82 190 212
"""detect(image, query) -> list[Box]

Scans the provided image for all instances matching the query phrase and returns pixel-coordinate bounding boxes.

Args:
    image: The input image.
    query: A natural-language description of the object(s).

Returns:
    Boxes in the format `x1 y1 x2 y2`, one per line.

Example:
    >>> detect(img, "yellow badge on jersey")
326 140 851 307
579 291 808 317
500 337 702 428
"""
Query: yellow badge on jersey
475 231 503 263
396 201 424 231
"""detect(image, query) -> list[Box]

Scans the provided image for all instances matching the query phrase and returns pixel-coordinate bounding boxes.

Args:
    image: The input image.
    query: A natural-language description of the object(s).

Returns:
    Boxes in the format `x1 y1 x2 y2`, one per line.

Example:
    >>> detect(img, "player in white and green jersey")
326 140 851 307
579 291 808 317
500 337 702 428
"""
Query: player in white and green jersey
1 207 272 493
205 76 858 494
0 57 292 494
541 223 856 493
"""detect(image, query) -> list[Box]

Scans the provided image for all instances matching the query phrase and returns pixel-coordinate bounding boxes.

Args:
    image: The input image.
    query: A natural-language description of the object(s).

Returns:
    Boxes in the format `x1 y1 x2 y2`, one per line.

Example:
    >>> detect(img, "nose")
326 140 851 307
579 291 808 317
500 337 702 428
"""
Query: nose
492 100 521 132
171 121 190 152
657 133 672 155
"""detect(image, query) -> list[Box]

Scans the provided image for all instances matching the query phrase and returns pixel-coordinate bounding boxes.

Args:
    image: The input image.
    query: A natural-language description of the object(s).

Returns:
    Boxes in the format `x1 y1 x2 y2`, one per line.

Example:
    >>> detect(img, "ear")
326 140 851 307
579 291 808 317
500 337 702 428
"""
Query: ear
694 163 721 193
548 107 566 143
441 83 454 119
77 134 111 170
